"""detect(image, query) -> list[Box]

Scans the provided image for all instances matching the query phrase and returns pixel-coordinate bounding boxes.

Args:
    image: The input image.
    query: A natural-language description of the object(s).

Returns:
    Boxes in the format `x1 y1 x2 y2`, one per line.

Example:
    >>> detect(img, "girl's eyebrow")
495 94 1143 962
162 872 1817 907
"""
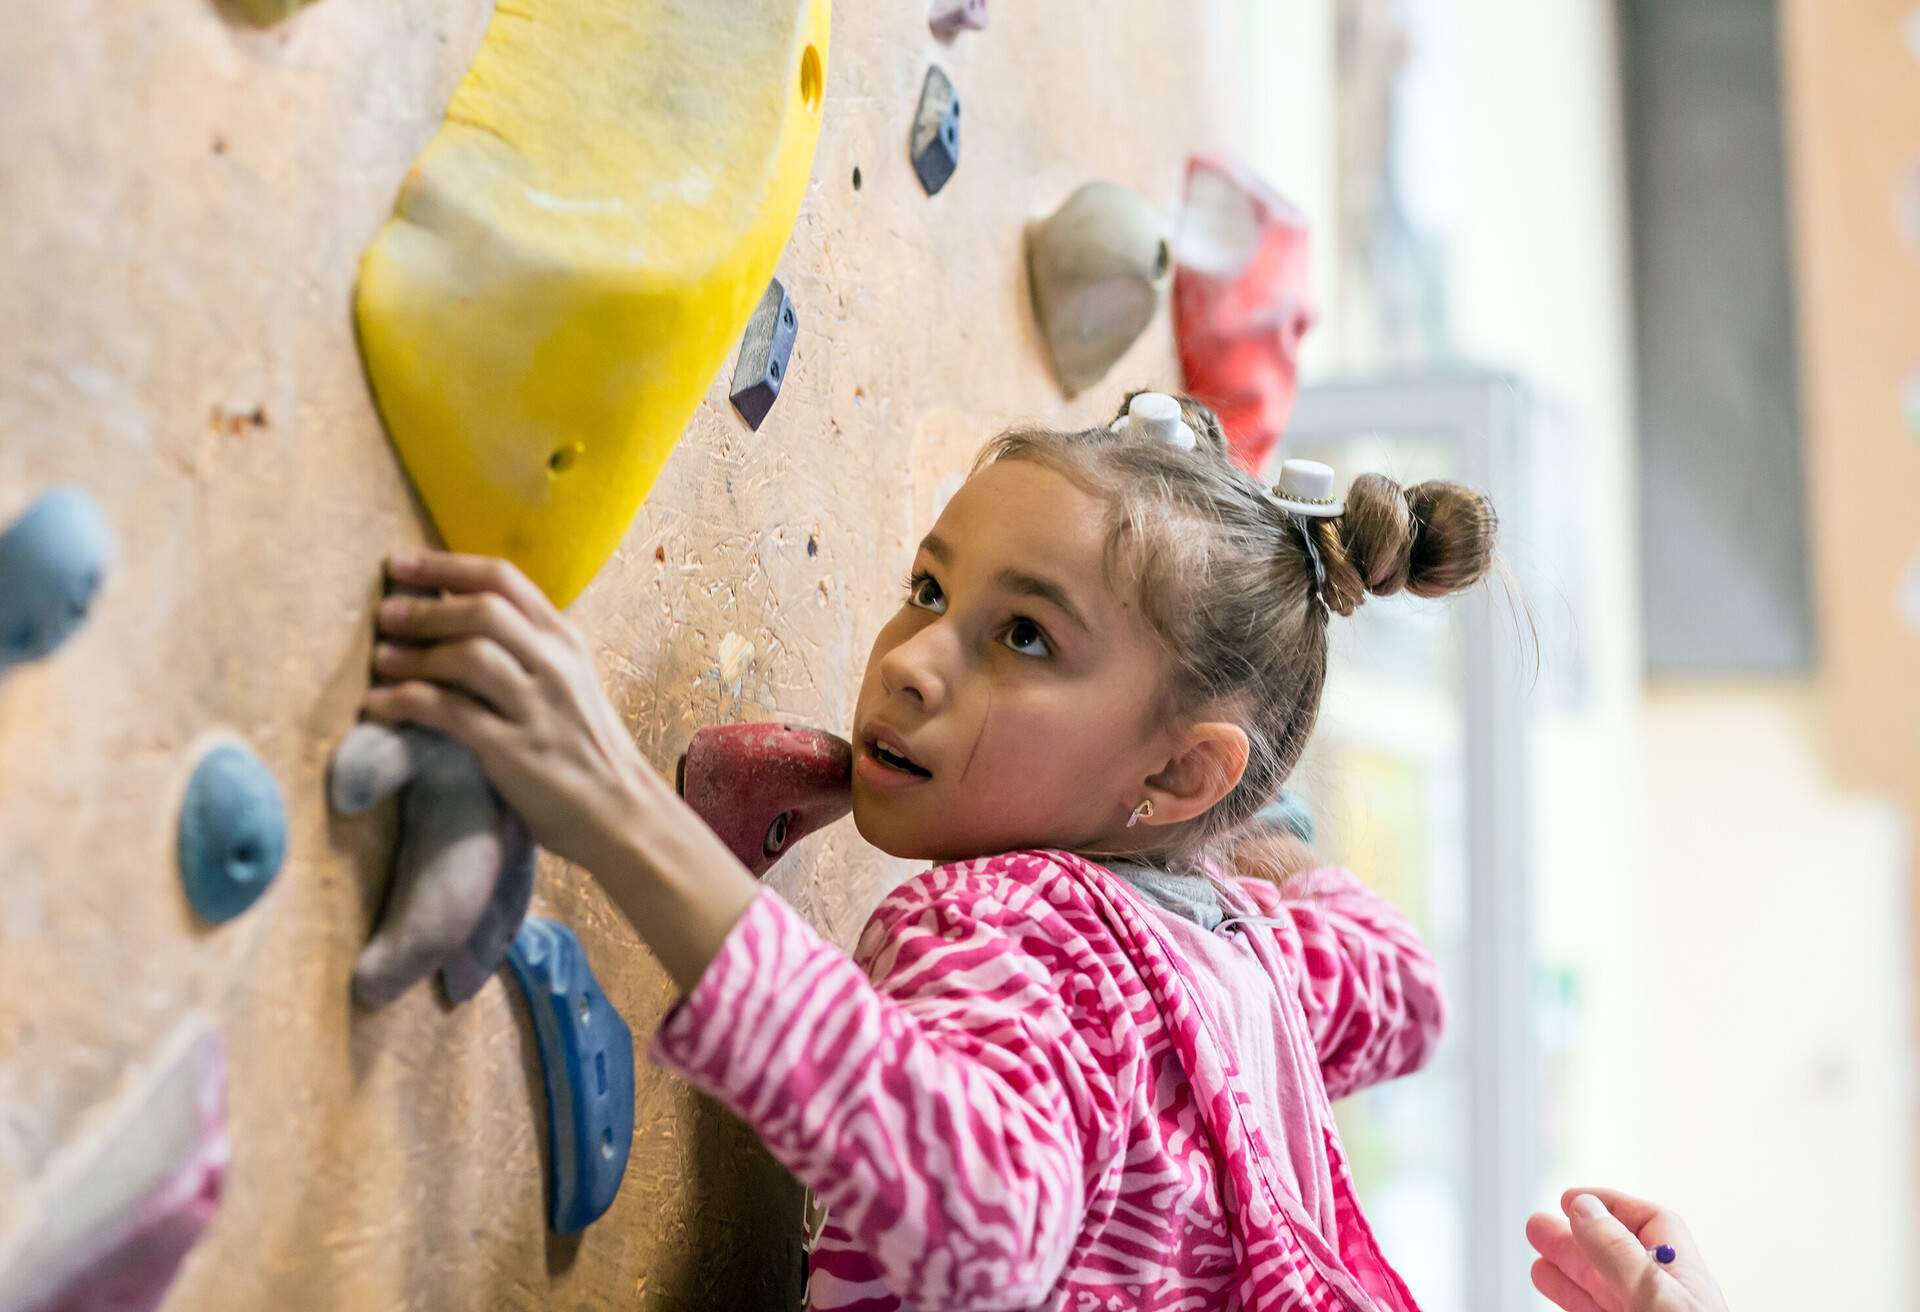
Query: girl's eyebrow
994 569 1090 633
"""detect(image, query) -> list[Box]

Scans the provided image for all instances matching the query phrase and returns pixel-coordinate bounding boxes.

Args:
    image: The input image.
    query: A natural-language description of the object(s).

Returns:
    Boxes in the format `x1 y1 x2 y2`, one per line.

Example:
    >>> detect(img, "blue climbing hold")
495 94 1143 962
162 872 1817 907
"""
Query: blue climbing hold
178 742 288 924
506 918 635 1233
0 486 113 674
1256 790 1316 846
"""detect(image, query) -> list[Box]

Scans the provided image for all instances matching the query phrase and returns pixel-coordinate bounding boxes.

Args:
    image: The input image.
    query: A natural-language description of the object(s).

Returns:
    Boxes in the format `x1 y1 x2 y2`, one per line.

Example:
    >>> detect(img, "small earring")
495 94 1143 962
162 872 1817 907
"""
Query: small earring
1127 799 1154 829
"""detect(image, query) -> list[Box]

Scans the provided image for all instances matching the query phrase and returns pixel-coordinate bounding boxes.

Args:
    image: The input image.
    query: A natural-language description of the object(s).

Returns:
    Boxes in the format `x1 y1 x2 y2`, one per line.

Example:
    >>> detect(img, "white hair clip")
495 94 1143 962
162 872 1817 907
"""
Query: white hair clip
1267 459 1344 517
1109 392 1197 450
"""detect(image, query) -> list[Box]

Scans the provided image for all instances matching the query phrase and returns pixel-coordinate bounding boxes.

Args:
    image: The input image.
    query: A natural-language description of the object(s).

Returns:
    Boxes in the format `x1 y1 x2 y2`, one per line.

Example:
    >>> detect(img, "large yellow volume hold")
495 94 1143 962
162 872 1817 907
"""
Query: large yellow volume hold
356 0 831 606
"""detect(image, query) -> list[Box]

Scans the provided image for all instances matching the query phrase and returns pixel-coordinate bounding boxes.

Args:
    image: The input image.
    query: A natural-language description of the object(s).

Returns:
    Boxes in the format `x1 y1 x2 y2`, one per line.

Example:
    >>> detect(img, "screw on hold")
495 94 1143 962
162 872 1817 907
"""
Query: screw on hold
729 279 798 431
763 810 794 858
910 66 960 197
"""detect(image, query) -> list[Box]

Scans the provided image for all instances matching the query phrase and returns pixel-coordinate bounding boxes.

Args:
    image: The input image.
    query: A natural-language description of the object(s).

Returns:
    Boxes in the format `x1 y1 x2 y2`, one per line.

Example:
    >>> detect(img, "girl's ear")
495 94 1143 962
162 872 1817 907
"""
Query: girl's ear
1141 721 1250 826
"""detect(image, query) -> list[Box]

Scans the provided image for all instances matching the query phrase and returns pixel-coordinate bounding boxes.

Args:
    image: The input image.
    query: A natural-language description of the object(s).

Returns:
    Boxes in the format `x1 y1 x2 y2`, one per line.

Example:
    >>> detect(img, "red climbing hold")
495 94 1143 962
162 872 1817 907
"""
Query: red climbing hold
677 724 853 877
1172 156 1317 475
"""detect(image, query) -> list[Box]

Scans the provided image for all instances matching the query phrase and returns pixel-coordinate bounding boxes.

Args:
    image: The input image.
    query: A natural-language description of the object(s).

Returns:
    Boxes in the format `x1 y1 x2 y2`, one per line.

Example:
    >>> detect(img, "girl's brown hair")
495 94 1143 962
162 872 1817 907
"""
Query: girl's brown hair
975 391 1497 865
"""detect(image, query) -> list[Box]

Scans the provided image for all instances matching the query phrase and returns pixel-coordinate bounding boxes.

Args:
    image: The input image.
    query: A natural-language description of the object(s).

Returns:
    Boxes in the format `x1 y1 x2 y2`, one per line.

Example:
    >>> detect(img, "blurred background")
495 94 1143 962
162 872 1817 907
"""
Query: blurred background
1249 2 1918 1309
2 2 1914 1309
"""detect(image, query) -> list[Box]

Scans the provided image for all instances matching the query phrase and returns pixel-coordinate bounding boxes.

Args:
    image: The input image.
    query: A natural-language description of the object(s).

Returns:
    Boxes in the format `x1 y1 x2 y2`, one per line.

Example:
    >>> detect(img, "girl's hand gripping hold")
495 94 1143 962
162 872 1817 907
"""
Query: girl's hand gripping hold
361 550 760 992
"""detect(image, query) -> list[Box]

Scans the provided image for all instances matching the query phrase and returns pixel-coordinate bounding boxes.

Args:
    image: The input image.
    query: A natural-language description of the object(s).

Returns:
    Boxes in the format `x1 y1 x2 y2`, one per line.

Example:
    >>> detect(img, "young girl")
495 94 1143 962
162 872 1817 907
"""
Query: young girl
363 390 1497 1311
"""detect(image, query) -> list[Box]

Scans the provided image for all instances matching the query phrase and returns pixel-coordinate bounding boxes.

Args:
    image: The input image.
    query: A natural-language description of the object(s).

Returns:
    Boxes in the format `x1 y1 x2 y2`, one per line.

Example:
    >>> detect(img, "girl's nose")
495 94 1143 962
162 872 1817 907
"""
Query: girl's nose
879 622 951 712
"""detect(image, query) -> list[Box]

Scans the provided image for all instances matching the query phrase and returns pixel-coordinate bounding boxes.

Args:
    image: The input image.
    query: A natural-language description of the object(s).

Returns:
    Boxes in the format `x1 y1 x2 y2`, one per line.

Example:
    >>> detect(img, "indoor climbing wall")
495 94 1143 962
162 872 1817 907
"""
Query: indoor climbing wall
0 2 1243 1307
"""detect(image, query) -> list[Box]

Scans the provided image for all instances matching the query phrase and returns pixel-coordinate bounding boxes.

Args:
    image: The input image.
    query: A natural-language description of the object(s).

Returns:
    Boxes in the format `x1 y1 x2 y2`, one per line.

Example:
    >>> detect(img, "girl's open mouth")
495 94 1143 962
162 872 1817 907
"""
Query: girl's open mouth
868 739 932 778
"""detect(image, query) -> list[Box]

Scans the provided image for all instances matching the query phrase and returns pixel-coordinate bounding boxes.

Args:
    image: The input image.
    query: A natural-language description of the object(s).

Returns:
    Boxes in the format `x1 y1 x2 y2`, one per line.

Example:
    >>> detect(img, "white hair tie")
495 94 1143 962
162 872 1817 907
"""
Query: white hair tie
1109 392 1197 450
1267 459 1344 516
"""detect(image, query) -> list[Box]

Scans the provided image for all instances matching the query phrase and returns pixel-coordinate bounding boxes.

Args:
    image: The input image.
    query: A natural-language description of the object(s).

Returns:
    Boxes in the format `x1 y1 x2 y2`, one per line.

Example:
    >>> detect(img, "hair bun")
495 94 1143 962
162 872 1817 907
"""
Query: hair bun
1311 474 1495 616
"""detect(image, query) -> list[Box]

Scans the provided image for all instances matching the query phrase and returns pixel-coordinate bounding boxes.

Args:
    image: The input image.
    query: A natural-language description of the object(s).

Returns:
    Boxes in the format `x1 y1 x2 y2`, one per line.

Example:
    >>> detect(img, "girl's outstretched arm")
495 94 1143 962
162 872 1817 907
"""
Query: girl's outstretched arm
1244 867 1448 1100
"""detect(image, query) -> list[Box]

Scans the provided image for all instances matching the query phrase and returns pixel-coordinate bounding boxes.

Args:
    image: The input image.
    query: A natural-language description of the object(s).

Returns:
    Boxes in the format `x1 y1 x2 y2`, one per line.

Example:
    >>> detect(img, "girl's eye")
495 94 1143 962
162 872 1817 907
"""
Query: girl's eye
906 571 946 613
1002 617 1052 658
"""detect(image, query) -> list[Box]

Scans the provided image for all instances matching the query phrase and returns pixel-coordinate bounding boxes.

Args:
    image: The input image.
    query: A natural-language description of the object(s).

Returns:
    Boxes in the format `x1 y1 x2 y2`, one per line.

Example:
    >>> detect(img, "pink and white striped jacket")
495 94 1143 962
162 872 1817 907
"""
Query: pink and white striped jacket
650 849 1445 1311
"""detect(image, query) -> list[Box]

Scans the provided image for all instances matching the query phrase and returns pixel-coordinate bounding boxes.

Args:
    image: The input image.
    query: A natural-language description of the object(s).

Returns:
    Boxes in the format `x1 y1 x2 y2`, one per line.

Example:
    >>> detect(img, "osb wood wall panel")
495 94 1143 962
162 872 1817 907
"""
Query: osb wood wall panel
0 1 1243 1306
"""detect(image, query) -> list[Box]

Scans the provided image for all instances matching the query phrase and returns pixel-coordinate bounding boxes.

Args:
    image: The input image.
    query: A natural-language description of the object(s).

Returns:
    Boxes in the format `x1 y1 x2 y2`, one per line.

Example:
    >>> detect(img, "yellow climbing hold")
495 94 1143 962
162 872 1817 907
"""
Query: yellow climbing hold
356 0 831 606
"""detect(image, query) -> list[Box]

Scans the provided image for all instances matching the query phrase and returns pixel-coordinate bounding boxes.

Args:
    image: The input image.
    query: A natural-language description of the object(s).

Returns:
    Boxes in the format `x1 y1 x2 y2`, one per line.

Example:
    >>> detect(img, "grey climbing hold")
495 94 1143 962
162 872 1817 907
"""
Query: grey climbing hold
729 279 799 432
0 486 113 675
507 919 635 1233
910 66 960 197
179 742 288 924
330 721 535 1008
1026 181 1171 396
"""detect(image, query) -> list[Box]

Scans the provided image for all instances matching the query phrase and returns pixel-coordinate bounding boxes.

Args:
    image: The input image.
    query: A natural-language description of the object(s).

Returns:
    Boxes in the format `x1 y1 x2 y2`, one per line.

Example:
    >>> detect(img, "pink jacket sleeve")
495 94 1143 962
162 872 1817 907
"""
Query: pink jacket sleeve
649 869 1131 1311
1238 867 1448 1101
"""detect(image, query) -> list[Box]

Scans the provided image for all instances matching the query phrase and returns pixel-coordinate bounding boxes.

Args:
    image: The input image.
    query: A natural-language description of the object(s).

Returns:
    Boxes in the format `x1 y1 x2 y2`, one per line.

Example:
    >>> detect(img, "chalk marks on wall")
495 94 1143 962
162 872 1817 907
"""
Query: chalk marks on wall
506 921 636 1233
177 740 288 925
354 0 832 607
328 722 536 1009
0 1017 228 1312
0 487 112 676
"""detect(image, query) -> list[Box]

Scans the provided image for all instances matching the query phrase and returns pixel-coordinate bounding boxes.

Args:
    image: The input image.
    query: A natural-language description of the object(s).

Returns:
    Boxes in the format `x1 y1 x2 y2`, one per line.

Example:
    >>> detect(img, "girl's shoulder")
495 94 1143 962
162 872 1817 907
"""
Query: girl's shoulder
854 848 1116 962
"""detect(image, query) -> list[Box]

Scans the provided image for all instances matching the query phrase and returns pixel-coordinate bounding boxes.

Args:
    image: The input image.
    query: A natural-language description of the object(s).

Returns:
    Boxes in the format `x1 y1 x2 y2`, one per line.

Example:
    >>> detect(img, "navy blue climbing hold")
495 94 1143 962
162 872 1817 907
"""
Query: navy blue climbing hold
909 66 960 196
0 486 113 674
178 742 288 924
728 279 798 432
507 918 635 1233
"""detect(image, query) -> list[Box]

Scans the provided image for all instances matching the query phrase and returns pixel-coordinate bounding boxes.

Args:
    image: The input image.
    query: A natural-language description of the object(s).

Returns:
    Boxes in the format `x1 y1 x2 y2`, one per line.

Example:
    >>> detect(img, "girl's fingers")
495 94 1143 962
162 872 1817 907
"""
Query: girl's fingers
375 638 533 722
1527 1212 1617 1309
362 681 509 762
1560 1187 1689 1245
376 591 554 679
1531 1258 1609 1312
387 551 564 631
1564 1194 1666 1304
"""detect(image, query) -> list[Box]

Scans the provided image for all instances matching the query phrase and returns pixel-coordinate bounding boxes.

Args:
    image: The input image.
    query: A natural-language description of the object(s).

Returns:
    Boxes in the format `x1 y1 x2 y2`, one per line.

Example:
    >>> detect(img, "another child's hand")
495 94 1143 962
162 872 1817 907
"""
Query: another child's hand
1527 1188 1730 1312
362 551 664 875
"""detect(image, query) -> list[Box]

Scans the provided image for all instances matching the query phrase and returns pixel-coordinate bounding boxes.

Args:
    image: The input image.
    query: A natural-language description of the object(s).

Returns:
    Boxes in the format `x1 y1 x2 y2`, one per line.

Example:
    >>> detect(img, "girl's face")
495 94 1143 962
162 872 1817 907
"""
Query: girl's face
851 459 1182 863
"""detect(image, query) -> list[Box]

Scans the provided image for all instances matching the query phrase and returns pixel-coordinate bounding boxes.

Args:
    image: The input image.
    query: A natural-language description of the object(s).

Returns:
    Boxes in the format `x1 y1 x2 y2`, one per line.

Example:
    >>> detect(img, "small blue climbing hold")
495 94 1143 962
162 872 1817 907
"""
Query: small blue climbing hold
178 742 288 924
507 918 636 1233
1256 790 1316 846
0 486 113 675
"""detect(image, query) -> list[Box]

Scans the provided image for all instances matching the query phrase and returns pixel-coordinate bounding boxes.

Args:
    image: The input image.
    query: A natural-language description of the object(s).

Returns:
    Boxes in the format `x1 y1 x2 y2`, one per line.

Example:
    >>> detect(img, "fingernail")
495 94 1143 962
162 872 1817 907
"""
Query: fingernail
373 643 400 669
388 551 420 575
1570 1194 1606 1221
377 598 408 625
